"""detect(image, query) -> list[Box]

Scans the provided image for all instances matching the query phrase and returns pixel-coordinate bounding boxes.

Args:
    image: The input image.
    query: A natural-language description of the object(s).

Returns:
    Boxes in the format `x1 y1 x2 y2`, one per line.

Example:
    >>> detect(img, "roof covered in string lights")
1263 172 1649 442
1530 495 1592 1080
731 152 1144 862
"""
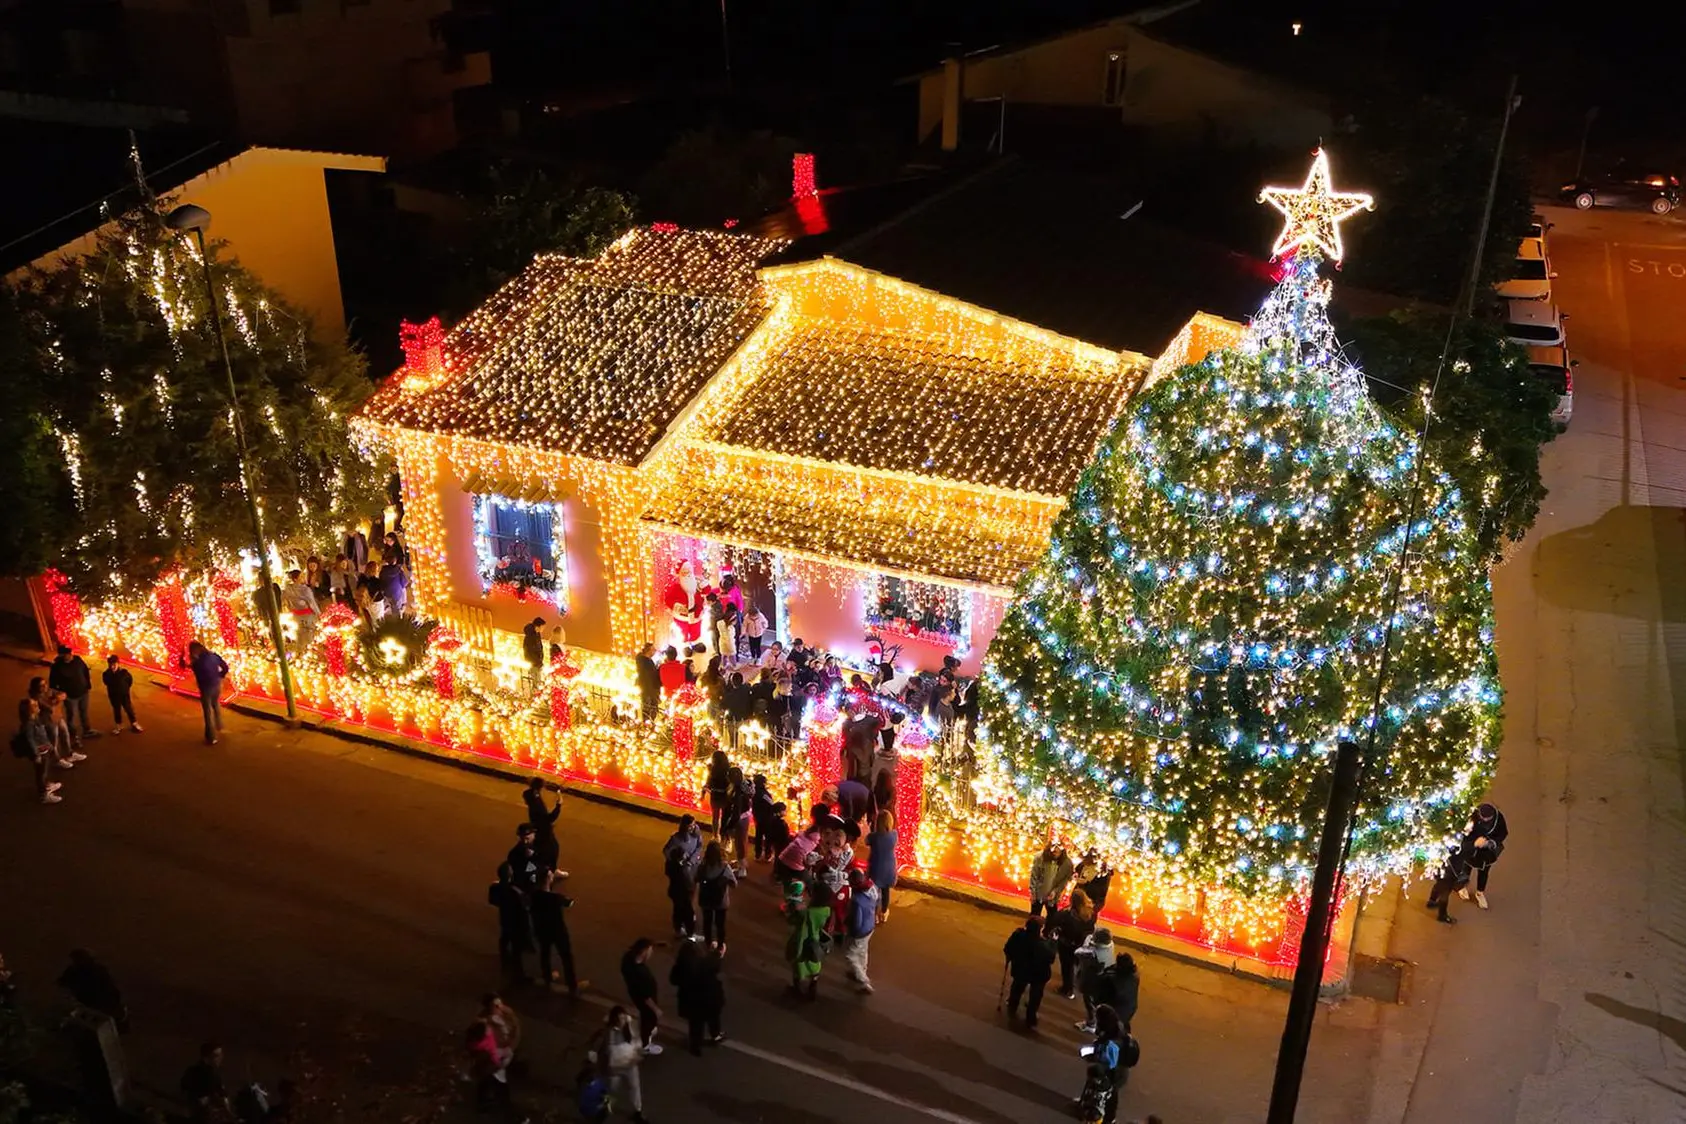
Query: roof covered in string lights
642 446 1058 589
688 258 1146 497
360 227 789 464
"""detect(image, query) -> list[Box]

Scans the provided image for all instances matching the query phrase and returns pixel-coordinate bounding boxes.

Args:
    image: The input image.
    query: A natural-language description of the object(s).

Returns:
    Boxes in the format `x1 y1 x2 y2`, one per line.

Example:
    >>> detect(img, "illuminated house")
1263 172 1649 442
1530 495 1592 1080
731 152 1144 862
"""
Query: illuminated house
356 217 1258 680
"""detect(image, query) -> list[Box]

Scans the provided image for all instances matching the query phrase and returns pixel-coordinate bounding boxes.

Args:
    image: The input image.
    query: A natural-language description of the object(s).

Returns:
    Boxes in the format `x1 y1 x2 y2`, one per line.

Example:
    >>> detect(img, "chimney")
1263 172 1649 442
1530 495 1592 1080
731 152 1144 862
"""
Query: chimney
940 56 962 152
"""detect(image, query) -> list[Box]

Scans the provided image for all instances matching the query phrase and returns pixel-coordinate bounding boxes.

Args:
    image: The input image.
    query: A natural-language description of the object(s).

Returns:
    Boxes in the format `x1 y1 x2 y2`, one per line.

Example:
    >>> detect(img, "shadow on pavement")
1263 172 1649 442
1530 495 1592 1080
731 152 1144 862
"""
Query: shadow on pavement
1533 504 1686 622
801 1042 1037 1124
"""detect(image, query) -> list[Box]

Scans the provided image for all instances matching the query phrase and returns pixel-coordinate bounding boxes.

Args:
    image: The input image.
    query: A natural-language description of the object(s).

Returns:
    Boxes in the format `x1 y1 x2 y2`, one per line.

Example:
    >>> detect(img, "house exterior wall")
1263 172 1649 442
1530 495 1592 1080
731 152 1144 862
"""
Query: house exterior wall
1119 34 1327 147
13 148 379 341
915 22 1328 149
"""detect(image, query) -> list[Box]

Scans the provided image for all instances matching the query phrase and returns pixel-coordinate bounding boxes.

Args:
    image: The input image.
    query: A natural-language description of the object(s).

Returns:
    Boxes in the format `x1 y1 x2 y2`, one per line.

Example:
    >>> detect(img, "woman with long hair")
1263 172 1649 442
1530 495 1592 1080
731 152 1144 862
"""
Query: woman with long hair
1053 887 1097 1000
705 749 731 836
696 841 738 949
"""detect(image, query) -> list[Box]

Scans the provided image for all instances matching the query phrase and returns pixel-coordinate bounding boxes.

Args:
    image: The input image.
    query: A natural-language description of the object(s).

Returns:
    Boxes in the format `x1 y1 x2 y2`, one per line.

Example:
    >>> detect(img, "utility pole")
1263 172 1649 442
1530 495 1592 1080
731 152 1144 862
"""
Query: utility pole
718 0 731 84
1265 739 1364 1124
1464 75 1521 318
1574 106 1599 181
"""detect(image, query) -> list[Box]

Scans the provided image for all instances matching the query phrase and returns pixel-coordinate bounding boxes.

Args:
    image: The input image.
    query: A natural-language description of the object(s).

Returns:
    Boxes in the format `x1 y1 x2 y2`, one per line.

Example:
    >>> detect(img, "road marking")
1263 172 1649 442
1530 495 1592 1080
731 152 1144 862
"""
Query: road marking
575 991 990 1124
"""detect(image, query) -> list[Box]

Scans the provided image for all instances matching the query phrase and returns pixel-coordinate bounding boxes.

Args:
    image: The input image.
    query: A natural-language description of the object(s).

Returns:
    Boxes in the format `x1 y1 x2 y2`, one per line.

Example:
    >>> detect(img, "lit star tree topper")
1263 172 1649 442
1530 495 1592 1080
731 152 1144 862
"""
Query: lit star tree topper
978 150 1499 904
1258 148 1374 262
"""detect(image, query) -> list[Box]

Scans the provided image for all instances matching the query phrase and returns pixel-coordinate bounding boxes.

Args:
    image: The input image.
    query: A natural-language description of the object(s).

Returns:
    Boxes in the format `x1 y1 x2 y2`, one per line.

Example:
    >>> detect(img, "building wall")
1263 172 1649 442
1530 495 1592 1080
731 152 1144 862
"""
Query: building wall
171 151 354 338
1119 34 1327 148
219 0 488 160
15 148 379 341
433 466 616 654
916 22 1327 149
119 0 487 161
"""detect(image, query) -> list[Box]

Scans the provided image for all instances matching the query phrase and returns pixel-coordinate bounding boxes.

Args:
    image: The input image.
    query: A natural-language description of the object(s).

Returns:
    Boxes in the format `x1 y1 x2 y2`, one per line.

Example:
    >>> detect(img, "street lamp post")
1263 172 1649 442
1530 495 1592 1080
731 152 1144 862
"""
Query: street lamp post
165 203 299 722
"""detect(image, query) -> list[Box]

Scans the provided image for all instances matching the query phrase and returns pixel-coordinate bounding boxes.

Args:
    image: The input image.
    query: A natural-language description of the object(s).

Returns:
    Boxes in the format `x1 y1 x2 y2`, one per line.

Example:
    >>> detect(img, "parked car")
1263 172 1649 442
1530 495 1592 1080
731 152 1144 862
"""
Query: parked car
1528 212 1553 241
1504 299 1568 347
1559 172 1680 214
1495 236 1554 301
1525 343 1576 428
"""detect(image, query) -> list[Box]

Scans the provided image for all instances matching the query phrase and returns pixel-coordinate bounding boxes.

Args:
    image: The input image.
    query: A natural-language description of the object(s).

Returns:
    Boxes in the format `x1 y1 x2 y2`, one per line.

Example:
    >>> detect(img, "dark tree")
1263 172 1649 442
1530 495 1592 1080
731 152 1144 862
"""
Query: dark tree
1347 311 1559 562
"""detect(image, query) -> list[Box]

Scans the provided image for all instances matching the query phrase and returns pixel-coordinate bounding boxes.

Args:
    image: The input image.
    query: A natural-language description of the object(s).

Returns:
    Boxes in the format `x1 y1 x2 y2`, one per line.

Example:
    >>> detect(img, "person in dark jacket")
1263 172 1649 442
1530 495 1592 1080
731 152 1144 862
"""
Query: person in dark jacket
619 939 664 1055
102 654 142 734
49 645 95 745
57 949 128 1031
378 557 409 616
522 777 563 871
487 863 532 983
721 673 752 749
1002 915 1057 1028
635 644 661 721
187 641 229 745
1052 888 1097 999
669 938 726 1056
507 824 545 893
530 870 579 994
695 841 738 949
522 618 545 692
1074 849 1114 914
663 815 703 936
1456 802 1508 910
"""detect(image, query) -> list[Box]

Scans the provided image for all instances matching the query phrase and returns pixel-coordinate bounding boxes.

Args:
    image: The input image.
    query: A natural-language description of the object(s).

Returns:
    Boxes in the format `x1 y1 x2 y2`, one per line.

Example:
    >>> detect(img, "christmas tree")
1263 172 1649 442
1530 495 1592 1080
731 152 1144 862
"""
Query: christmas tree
979 151 1501 897
0 188 389 593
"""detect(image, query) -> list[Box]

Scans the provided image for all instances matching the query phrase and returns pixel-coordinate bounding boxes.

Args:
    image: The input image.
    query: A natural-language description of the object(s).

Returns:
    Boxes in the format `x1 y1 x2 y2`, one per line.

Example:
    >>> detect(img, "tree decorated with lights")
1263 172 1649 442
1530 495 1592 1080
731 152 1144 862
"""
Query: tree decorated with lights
980 150 1501 898
0 196 389 594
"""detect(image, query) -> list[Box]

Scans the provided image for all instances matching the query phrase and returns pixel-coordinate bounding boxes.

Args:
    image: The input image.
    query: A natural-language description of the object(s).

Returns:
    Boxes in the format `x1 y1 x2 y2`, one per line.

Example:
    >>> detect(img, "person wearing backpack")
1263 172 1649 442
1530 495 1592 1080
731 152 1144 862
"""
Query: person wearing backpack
15 699 63 805
1080 1004 1138 1124
695 842 737 950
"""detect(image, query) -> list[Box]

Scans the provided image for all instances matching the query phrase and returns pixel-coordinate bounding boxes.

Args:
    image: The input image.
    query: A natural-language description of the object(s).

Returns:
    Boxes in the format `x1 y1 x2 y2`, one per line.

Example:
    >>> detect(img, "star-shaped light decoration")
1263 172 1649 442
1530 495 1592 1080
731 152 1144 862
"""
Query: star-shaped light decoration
1258 148 1374 262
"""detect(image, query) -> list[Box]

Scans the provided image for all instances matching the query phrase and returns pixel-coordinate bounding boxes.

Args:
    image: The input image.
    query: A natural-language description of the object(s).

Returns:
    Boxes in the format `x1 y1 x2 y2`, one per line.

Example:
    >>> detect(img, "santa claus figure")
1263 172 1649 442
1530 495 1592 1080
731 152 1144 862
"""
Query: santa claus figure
665 558 706 645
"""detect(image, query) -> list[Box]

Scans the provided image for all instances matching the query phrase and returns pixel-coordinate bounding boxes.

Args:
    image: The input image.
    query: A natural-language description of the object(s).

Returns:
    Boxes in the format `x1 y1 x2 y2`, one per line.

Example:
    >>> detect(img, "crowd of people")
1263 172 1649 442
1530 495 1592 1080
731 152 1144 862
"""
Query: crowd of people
267 527 415 647
10 646 143 805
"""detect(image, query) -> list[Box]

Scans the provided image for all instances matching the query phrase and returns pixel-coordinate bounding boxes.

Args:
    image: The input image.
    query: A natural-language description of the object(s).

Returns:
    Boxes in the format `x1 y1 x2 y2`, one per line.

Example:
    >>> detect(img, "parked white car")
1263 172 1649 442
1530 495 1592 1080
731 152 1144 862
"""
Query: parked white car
1525 342 1576 428
1495 236 1554 301
1504 299 1568 347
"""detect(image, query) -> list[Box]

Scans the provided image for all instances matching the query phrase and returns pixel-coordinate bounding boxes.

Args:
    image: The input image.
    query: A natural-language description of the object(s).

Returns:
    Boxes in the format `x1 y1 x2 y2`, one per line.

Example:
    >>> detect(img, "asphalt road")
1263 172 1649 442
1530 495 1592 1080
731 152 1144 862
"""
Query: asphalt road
1394 203 1686 1123
0 661 1378 1124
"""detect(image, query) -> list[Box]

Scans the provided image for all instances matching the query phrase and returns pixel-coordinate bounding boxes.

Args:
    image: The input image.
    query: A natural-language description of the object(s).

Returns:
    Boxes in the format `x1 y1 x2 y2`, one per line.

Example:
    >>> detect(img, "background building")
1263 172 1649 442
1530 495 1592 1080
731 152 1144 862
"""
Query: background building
0 0 491 161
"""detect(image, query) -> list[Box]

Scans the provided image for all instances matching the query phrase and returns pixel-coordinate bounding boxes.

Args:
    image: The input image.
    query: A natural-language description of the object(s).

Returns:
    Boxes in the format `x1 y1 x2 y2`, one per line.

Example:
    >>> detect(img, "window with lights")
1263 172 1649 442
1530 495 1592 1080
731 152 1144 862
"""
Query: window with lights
472 494 567 609
866 575 970 650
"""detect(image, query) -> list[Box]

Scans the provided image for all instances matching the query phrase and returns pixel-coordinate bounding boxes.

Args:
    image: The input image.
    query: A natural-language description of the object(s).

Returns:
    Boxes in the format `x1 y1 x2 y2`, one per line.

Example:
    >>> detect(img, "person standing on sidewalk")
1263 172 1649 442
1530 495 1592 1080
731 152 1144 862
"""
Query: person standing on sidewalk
695 842 737 950
530 870 579 995
487 862 532 985
783 881 832 1001
866 810 898 923
1075 929 1119 1032
843 868 879 994
1029 841 1074 917
507 824 545 894
15 699 65 804
102 655 142 735
49 645 96 747
1052 888 1097 1000
522 778 563 872
1003 915 1056 1029
187 642 229 745
669 938 725 1055
662 815 703 937
619 939 664 1056
588 1007 650 1123
1456 802 1508 910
